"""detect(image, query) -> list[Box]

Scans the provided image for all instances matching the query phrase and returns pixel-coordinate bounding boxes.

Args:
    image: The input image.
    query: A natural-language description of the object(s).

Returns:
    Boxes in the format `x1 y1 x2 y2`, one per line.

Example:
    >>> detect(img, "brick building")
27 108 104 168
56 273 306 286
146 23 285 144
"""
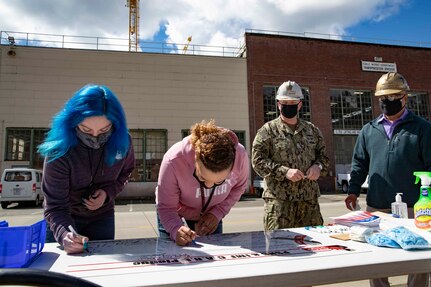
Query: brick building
245 32 431 192
1 31 430 196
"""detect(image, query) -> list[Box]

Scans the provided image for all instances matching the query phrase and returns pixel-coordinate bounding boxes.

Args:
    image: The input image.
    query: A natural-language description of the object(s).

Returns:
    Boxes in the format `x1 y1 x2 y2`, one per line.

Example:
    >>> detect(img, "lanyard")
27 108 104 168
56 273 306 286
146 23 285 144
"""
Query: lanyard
194 169 226 216
200 185 216 216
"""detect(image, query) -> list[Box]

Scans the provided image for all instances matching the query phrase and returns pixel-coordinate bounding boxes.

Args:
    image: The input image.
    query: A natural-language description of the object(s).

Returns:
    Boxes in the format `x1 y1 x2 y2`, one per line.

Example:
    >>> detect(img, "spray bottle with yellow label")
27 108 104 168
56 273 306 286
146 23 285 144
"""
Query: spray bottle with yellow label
413 171 431 230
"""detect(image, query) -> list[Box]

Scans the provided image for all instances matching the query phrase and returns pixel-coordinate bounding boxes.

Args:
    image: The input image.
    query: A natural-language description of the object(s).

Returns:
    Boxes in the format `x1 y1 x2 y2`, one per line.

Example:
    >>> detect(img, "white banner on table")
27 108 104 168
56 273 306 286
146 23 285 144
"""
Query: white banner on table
48 230 371 286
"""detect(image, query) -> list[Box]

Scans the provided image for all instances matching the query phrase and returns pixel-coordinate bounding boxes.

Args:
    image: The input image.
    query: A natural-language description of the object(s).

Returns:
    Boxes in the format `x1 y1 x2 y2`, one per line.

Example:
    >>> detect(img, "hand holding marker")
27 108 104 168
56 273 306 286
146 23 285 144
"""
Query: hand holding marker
182 218 197 244
68 225 89 253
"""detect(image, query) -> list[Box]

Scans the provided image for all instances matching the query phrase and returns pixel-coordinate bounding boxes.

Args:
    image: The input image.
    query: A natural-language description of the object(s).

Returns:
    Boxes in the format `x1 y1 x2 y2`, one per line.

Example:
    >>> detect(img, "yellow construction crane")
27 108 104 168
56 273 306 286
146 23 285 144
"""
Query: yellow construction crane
126 0 140 52
183 36 192 54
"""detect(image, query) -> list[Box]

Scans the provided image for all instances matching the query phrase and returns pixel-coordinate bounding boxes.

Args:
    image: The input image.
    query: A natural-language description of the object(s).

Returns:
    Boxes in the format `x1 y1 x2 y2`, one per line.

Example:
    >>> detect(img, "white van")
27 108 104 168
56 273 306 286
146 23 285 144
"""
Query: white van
0 168 44 209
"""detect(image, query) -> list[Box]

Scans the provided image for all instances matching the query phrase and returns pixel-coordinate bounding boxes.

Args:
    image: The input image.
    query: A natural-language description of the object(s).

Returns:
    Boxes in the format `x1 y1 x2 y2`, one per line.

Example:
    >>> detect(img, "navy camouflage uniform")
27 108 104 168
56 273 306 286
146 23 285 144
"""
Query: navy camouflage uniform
252 117 329 230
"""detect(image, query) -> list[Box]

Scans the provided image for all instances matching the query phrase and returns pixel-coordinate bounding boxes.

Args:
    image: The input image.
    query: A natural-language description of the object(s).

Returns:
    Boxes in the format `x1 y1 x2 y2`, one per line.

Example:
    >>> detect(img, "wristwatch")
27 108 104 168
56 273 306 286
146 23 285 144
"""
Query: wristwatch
315 163 323 171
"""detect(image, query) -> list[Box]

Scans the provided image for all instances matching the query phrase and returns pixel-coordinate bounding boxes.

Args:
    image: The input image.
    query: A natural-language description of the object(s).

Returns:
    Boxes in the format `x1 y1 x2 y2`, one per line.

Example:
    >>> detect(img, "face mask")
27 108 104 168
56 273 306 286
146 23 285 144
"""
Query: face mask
379 98 404 116
76 128 112 149
280 104 299 119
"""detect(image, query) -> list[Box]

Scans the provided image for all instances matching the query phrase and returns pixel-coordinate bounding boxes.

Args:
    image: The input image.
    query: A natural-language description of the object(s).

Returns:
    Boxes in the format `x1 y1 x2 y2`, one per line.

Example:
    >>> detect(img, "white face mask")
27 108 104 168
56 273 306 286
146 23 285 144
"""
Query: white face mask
76 128 112 149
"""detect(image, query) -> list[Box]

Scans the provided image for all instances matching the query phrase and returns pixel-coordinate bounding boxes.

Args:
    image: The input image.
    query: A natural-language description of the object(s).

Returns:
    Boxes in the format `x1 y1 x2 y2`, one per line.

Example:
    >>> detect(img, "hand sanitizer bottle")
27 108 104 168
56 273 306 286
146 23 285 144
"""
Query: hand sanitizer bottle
391 193 408 219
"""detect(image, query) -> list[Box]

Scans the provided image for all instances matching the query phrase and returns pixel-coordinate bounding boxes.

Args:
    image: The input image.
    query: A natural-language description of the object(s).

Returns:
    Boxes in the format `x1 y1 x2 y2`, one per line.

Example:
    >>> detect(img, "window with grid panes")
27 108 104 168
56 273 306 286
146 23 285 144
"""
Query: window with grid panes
407 92 430 121
130 130 144 182
5 128 48 170
32 129 48 169
181 129 190 139
330 89 373 130
333 135 358 166
262 85 311 123
129 129 167 182
330 89 373 170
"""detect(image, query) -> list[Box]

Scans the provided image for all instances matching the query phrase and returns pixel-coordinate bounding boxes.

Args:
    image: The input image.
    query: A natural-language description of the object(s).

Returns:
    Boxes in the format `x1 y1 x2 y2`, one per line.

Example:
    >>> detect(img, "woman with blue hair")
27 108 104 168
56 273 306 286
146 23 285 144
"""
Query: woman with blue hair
39 84 135 254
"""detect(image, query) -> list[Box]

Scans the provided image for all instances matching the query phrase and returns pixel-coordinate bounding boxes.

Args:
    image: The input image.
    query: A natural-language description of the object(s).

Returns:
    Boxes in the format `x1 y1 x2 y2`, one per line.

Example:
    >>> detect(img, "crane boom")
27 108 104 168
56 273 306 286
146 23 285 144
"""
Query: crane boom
126 0 140 52
183 36 192 54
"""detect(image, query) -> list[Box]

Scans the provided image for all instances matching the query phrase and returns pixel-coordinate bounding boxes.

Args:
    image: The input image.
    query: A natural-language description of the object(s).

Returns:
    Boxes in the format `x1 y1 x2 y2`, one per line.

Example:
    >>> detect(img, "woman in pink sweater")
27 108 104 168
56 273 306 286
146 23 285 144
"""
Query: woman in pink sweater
156 120 250 246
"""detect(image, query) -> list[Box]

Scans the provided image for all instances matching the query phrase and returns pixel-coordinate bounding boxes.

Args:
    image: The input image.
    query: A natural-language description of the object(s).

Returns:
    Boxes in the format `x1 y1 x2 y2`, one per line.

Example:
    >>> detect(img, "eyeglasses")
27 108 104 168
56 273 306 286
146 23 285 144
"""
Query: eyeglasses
378 94 405 101
193 169 226 189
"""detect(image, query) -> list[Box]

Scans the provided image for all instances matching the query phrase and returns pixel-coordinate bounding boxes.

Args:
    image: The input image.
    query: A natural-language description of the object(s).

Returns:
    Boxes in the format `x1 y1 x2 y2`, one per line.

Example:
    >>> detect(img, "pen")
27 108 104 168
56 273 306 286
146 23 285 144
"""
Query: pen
181 217 196 244
68 225 89 252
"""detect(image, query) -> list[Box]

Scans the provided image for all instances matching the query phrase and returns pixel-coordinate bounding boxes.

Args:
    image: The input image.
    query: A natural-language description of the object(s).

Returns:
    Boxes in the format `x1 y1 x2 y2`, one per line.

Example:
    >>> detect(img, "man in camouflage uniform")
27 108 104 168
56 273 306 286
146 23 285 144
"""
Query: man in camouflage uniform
252 81 329 230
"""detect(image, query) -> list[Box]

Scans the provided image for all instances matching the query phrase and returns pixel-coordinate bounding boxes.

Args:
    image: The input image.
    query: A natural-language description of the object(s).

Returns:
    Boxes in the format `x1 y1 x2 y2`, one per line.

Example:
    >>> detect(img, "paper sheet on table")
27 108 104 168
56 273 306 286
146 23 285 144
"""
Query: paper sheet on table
330 211 380 228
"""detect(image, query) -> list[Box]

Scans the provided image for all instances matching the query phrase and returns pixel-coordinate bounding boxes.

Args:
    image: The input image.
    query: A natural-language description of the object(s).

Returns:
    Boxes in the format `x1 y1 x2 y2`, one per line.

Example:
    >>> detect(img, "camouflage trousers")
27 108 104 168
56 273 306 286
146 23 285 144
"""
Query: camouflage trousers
263 197 323 231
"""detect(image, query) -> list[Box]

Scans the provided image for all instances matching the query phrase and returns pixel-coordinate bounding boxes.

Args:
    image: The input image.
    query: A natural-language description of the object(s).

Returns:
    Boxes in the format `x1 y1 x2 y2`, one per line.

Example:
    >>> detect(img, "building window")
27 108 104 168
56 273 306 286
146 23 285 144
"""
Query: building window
407 92 430 121
181 129 190 139
330 89 373 131
234 131 246 148
5 128 48 169
330 89 373 174
262 85 311 123
129 129 167 182
333 135 357 176
263 86 278 123
32 129 48 169
181 129 246 147
333 135 358 164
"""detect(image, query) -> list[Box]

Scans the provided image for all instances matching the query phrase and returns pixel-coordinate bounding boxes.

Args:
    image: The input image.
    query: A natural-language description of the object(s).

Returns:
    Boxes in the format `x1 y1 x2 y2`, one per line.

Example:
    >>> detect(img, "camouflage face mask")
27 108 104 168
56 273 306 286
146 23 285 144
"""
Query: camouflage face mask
76 127 112 149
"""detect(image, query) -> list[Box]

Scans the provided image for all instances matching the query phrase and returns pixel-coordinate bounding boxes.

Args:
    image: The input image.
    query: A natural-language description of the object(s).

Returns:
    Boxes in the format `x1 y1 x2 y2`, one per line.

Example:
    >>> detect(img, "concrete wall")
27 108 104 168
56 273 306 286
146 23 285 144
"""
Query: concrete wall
0 45 249 198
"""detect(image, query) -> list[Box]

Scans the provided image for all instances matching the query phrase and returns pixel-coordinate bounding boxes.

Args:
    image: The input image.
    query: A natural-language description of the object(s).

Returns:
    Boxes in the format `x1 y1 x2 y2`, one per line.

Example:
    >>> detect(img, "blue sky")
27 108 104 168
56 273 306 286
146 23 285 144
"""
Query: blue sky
1 0 430 51
346 0 431 46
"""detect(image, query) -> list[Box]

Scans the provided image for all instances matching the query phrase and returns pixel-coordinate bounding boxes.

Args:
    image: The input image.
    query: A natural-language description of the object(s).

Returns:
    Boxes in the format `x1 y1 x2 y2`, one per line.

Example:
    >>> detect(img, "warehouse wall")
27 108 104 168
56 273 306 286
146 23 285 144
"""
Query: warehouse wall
0 45 249 198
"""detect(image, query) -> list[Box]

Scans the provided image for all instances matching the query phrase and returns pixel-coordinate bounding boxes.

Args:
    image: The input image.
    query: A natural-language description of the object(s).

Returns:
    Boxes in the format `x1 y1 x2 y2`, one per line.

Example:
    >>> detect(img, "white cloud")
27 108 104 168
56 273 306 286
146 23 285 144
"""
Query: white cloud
371 0 408 22
0 0 409 50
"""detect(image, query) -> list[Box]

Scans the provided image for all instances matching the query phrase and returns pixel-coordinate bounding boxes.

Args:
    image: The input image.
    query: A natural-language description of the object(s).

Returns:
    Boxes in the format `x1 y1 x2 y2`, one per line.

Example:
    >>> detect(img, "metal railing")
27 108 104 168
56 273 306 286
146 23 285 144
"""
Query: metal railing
245 29 431 48
0 31 246 57
2 29 429 58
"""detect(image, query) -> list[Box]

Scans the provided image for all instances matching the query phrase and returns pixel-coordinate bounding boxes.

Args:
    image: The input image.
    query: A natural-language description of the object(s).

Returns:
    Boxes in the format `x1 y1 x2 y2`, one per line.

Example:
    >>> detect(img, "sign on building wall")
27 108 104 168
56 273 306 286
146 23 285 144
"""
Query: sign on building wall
361 61 397 72
333 130 361 135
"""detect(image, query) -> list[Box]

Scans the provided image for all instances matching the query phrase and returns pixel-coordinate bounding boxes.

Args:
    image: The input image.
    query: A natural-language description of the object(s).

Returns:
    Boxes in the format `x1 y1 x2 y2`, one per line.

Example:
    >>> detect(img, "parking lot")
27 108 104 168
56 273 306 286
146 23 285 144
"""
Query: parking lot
1 193 350 234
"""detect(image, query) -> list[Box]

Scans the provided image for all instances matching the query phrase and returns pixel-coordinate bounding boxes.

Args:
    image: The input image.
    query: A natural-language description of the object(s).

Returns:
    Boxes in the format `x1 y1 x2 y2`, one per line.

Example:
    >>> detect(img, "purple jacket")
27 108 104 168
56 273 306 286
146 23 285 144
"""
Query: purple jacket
42 136 135 243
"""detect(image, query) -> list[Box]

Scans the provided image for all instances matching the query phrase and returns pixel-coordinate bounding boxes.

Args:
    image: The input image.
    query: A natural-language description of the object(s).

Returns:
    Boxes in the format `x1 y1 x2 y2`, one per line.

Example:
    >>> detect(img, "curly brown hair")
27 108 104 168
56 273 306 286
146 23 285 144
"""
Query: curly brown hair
190 120 236 172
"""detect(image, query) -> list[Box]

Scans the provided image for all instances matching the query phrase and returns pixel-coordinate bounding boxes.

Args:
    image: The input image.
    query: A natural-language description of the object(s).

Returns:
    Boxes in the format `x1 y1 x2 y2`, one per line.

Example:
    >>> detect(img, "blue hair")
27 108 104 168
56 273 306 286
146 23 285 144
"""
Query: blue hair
38 84 130 166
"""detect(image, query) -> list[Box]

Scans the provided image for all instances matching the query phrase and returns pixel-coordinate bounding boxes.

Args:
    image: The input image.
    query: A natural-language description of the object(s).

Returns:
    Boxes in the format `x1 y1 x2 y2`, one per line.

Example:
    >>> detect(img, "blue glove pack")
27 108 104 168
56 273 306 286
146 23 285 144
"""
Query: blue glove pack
366 226 430 250
366 233 400 248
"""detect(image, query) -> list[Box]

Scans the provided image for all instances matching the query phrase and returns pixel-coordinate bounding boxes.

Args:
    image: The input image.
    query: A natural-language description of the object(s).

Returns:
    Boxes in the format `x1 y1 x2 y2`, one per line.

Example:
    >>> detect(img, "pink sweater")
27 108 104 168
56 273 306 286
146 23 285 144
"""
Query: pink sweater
156 132 250 241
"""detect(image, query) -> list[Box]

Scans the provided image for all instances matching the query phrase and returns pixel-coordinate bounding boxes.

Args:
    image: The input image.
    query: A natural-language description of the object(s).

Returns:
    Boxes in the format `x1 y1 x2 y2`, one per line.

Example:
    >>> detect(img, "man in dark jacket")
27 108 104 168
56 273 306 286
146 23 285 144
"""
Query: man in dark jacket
345 72 431 287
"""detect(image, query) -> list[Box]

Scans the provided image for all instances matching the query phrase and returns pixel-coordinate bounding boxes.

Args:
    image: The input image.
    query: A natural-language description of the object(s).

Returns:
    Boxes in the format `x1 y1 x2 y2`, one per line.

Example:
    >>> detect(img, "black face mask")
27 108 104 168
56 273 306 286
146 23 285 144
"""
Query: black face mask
379 98 404 116
280 104 299 119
